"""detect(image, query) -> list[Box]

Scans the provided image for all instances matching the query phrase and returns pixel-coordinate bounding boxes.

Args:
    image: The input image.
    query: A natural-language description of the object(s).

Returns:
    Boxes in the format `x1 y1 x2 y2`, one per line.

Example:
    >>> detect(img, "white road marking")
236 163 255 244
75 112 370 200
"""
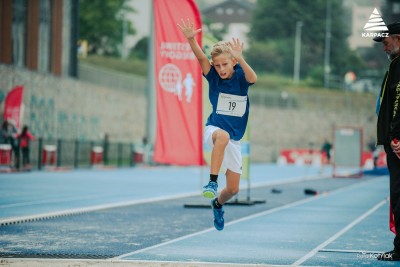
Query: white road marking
292 199 387 266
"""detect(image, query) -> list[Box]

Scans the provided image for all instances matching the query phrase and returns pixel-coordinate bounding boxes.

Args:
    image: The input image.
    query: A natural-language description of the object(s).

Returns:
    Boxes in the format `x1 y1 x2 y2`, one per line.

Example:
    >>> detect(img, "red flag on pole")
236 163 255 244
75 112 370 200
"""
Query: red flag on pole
152 0 204 165
4 85 24 129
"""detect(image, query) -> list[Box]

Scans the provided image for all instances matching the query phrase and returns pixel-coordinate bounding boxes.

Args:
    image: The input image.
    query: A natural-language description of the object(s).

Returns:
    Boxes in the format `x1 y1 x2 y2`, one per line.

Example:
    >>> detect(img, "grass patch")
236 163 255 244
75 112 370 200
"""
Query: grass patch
79 55 372 98
79 55 147 76
252 73 342 95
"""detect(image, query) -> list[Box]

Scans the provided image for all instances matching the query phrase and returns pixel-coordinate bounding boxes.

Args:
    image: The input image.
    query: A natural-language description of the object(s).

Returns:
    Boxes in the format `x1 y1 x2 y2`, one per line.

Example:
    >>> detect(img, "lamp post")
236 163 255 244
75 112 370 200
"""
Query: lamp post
324 0 332 88
293 21 303 85
119 11 128 59
122 18 128 59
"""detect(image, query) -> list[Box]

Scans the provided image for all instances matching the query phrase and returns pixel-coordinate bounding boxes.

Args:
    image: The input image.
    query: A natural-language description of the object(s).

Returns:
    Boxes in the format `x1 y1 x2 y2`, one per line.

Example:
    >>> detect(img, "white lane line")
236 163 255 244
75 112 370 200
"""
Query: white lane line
0 192 200 226
292 198 387 266
3 258 302 267
114 226 217 260
319 249 383 254
114 190 334 260
0 172 327 226
249 174 329 189
0 172 322 210
0 194 112 209
114 177 385 261
0 172 332 225
110 259 300 267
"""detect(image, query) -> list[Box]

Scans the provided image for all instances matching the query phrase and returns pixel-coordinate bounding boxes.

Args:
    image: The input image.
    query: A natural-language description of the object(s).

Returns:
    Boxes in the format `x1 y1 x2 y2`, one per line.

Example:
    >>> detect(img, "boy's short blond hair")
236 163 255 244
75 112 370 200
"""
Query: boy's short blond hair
210 41 231 59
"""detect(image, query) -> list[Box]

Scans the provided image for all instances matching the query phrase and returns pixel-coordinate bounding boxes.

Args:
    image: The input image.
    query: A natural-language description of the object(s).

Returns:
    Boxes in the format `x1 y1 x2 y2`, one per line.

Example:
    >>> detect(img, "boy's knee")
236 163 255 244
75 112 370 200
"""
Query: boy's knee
213 130 230 146
227 187 239 196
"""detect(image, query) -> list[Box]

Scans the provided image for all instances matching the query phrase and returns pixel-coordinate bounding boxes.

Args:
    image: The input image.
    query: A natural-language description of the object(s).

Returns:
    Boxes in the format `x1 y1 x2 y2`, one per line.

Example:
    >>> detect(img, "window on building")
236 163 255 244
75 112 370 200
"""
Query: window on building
38 0 51 73
226 8 234 15
12 0 27 68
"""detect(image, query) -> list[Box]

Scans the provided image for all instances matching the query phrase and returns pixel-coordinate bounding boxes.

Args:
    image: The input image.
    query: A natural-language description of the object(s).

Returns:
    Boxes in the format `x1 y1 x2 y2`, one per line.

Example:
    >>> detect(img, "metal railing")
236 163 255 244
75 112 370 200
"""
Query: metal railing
2 138 146 171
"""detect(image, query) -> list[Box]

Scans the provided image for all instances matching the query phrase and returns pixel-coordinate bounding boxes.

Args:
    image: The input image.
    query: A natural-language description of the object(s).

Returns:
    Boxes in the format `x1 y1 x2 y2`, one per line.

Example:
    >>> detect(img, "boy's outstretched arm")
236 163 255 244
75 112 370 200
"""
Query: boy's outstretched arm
177 19 211 75
228 38 257 84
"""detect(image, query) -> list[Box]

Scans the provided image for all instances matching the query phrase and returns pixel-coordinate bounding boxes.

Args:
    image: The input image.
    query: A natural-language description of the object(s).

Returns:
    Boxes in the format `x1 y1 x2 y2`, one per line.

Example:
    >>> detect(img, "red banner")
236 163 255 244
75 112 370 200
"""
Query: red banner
279 149 326 165
152 0 204 165
4 85 24 129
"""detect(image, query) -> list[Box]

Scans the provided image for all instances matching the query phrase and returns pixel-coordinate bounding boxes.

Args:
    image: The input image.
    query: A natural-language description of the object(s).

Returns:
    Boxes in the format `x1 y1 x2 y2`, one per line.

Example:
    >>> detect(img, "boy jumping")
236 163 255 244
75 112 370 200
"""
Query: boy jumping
178 19 257 231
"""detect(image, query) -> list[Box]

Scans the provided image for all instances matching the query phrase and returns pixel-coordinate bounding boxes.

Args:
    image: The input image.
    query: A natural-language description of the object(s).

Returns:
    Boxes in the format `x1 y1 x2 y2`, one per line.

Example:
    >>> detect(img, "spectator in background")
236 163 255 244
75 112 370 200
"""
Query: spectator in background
0 120 11 144
321 138 332 164
0 120 19 169
369 138 380 169
373 146 382 169
18 125 34 170
103 133 109 165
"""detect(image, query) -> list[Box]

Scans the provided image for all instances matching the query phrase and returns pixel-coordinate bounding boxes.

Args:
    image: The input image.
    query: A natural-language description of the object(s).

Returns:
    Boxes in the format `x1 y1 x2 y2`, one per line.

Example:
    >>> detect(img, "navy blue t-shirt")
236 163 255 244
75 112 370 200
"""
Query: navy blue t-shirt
204 64 253 141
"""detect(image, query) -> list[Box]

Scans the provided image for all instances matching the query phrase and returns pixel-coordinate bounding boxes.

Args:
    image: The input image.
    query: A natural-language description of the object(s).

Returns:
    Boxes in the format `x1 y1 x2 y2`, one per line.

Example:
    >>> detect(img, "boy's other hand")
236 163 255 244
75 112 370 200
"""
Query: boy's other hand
228 38 244 60
177 18 202 40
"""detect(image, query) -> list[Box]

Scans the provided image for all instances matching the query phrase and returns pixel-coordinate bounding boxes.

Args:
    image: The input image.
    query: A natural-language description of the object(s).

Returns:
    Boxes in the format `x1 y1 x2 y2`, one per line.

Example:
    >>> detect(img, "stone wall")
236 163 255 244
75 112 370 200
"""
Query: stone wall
249 105 376 162
249 90 377 162
0 65 146 143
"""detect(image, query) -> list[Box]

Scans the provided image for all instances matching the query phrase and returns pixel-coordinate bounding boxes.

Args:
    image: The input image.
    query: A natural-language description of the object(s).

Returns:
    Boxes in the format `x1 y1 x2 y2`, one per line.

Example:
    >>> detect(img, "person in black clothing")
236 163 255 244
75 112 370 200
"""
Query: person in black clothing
0 120 19 169
321 138 332 164
374 22 400 261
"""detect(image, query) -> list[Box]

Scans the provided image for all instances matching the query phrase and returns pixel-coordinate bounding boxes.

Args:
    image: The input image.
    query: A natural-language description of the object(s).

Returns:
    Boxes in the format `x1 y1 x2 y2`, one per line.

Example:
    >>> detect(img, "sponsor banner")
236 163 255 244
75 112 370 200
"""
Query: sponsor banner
279 148 386 168
279 149 326 165
153 0 204 165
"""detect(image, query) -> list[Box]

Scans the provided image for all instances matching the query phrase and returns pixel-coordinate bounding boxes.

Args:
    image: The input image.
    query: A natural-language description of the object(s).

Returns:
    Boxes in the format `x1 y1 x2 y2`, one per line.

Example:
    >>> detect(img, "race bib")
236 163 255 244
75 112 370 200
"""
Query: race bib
216 93 247 117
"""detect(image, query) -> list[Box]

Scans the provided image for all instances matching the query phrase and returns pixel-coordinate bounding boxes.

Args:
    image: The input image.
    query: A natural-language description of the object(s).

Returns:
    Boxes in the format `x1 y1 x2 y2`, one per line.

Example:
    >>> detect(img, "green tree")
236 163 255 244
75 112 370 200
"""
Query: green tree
79 0 136 56
129 37 148 60
244 40 291 73
248 0 361 86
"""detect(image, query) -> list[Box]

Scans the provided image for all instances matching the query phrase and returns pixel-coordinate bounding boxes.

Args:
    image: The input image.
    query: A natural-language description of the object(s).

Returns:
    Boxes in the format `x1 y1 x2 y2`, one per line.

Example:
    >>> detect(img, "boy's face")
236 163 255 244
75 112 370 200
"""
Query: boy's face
212 53 237 79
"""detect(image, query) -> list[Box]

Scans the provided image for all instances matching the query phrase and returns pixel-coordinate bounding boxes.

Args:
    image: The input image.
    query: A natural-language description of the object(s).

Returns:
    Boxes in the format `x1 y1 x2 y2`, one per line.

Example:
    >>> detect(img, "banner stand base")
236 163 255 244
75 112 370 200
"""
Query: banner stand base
184 198 266 208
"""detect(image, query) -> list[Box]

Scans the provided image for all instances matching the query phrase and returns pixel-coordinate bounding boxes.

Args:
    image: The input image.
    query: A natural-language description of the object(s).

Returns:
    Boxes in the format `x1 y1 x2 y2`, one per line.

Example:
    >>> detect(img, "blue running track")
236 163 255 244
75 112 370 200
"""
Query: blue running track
0 164 394 267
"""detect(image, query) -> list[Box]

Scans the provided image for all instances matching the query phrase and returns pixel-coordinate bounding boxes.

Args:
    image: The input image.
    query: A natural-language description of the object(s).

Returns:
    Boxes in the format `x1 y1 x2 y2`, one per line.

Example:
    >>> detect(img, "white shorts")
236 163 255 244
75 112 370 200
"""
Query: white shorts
204 125 242 174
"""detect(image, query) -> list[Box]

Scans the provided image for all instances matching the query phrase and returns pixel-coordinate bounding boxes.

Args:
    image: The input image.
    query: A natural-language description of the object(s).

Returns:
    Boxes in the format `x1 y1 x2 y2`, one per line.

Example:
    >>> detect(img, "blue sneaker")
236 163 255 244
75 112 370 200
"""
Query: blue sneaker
203 181 218 199
211 198 224 231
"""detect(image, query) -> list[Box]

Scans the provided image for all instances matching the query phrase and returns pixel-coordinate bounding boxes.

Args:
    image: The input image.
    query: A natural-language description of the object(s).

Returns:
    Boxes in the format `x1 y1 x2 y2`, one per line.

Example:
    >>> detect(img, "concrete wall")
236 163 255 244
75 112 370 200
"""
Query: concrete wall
248 90 377 162
0 65 146 143
250 105 376 162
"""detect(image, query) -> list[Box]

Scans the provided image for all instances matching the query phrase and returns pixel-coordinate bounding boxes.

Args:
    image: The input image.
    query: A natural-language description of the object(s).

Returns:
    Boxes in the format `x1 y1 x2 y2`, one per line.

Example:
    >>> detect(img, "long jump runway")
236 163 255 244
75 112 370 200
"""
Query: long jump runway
0 164 394 266
116 177 391 266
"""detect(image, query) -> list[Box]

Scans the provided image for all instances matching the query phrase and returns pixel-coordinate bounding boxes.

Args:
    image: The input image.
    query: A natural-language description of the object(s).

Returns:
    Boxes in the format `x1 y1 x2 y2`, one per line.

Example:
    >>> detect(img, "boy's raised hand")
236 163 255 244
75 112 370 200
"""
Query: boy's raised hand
177 18 201 40
228 38 244 60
